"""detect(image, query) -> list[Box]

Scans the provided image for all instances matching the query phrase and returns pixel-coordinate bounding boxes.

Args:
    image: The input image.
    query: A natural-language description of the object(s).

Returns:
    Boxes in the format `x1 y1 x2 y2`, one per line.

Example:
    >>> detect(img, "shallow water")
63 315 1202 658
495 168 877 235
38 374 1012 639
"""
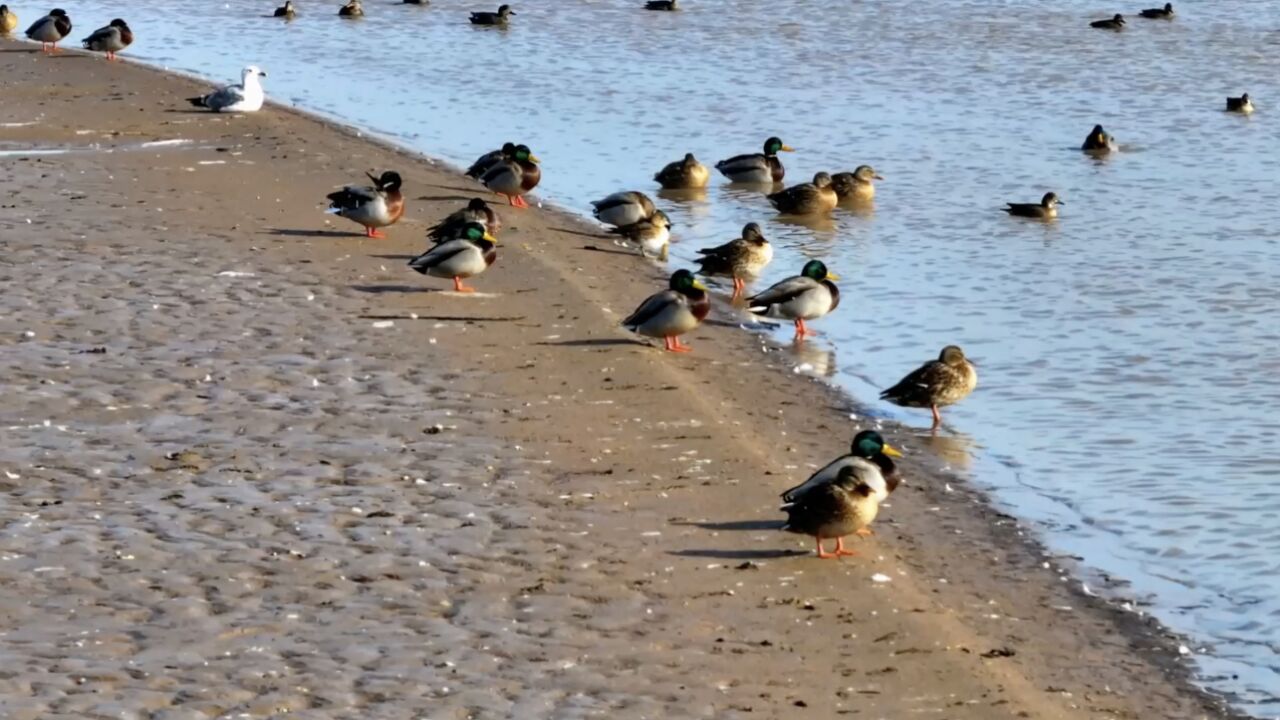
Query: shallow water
22 0 1280 711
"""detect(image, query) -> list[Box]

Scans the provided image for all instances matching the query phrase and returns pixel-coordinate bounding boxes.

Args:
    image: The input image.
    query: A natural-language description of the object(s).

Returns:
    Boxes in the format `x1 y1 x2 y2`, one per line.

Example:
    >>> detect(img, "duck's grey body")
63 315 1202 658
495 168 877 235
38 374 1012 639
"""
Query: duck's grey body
747 276 839 322
591 191 656 227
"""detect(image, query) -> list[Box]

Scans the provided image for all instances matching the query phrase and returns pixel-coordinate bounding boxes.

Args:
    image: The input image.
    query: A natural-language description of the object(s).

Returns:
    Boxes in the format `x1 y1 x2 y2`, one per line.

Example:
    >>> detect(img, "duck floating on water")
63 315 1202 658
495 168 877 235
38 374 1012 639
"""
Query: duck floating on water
25 8 71 53
81 19 132 61
1004 192 1062 219
471 4 514 25
274 1 296 18
326 170 405 238
186 66 267 113
0 5 19 35
622 269 710 353
1082 124 1116 153
831 165 883 201
880 345 978 429
1227 93 1254 114
781 465 881 559
480 144 540 208
427 198 501 244
747 260 839 341
716 137 794 184
1138 3 1173 18
609 210 673 260
1090 13 1125 30
644 0 678 10
694 222 773 300
654 153 710 189
768 172 838 215
339 0 363 17
408 223 498 293
591 191 657 227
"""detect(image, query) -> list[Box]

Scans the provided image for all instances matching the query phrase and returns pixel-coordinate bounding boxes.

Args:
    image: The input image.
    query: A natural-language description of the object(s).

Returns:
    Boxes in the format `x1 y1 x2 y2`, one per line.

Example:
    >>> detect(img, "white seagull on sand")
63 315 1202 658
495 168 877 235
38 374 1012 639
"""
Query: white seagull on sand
186 66 267 113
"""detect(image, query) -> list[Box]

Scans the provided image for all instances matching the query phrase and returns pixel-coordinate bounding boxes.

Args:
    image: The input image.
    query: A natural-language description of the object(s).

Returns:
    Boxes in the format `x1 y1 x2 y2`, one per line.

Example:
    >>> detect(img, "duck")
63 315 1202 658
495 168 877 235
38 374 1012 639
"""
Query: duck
609 210 673 260
621 269 710 353
466 142 515 179
1090 13 1125 30
1004 192 1062 219
591 191 657 227
404 0 429 4
694 222 773 300
186 66 267 113
470 4 514 25
880 345 978 429
274 1 297 17
1138 3 1173 18
325 170 405 238
645 0 678 10
746 260 840 341
427 198 501 244
338 0 363 17
81 19 132 61
654 153 710 189
768 172 839 215
480 144 540 208
831 165 883 201
781 430 904 508
1227 93 1254 114
781 465 881 559
25 8 71 53
0 5 19 35
715 137 794 184
1082 124 1116 152
408 222 498 293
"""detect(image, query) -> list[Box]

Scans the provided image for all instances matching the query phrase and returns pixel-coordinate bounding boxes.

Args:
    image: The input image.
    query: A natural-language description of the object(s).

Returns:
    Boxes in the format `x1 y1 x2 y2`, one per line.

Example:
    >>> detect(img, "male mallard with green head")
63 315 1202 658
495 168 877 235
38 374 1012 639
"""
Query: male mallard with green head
768 172 838 215
654 152 710 189
622 269 710 352
407 222 498 293
880 345 978 429
782 430 904 506
81 18 132 61
747 260 840 340
716 136 794 184
591 190 657 227
781 465 881 559
326 170 405 238
831 165 883 201
481 144 540 208
694 222 773 300
25 8 72 53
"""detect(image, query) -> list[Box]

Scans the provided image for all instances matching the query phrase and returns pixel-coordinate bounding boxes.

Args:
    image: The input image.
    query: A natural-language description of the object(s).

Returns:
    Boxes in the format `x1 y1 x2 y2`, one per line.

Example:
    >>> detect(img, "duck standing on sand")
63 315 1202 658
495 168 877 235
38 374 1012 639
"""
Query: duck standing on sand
1004 192 1062 219
782 430 904 509
1138 3 1173 18
645 0 678 10
716 137 794 184
768 172 838 215
1090 13 1125 30
654 153 709 189
25 8 71 53
427 198 501 243
1082 124 1115 152
880 345 978 429
0 5 19 35
1227 93 1254 114
467 143 515 179
622 269 710 353
781 465 881 559
746 260 839 341
694 222 773 300
339 0 363 17
326 170 405 238
481 144 540 208
187 66 267 113
591 191 657 227
81 19 132 61
831 165 883 202
610 210 673 260
408 222 498 293
274 1 297 18
470 4 514 25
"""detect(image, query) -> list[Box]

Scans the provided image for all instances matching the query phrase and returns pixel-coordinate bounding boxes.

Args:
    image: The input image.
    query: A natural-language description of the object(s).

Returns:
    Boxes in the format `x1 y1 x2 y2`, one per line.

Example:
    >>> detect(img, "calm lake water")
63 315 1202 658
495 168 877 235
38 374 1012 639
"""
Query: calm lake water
24 0 1280 712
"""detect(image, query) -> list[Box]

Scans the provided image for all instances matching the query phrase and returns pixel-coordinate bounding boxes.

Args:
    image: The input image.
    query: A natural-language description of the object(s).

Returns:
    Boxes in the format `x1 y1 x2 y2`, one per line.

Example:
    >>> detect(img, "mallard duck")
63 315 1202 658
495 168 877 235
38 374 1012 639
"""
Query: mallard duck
274 1 297 17
1138 3 1173 18
404 0 429 4
654 153 710 189
645 0 678 10
880 345 978 429
408 222 497 293
339 0 363 17
1004 192 1062 219
715 137 794 184
831 165 883 201
427 198 501 244
768 172 838 215
0 5 19 35
470 4 514 25
1082 124 1115 152
186 66 267 113
694 222 773 299
466 142 515 179
325 170 405 238
782 430 903 508
25 8 71 53
622 269 710 353
1227 93 1254 114
747 260 839 340
1090 13 1125 30
781 465 880 559
81 19 132 61
591 191 657 227
480 144 540 208
609 210 672 260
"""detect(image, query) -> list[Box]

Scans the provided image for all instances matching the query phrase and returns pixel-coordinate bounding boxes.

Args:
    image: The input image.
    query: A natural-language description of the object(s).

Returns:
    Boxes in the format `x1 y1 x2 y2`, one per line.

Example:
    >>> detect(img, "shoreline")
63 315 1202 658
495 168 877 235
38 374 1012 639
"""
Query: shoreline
0 41 1246 718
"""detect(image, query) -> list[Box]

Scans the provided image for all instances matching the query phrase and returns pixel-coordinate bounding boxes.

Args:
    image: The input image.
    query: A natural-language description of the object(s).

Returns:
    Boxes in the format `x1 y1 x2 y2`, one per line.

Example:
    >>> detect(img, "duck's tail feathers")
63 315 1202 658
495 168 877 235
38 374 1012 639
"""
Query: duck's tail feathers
186 96 207 108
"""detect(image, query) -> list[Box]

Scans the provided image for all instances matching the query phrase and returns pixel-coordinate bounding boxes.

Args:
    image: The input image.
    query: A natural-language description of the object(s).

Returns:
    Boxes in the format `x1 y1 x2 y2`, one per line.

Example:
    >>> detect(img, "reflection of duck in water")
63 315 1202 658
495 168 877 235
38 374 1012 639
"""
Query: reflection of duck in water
914 429 976 472
785 338 836 378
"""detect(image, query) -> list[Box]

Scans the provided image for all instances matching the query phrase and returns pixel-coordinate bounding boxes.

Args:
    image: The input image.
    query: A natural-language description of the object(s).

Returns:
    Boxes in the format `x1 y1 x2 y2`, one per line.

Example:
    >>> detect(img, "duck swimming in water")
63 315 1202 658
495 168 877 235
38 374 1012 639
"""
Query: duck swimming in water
831 165 883 202
1090 13 1125 30
1227 93 1254 114
1138 3 1173 18
768 172 839 215
716 137 794 184
274 1 296 17
654 153 710 189
1004 192 1062 219
1082 124 1116 153
339 0 363 17
470 4 514 25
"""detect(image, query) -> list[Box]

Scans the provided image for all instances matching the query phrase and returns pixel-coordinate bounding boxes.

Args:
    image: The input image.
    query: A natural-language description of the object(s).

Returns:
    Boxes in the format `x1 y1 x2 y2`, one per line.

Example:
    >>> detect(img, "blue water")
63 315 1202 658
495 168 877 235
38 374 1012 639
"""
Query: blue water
19 0 1280 712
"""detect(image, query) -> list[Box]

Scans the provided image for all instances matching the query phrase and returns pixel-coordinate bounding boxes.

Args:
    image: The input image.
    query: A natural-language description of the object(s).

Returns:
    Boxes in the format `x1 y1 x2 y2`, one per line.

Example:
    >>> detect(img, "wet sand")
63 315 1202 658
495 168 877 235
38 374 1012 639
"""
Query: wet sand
0 45 1241 719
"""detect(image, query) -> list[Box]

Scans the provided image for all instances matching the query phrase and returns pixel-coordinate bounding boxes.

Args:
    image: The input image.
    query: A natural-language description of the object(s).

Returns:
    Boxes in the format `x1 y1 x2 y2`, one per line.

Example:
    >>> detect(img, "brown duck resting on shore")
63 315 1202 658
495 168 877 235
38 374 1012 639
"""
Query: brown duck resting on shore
480 144 540 208
466 142 515 179
326 170 405 238
781 430 903 541
694 222 773 300
880 345 978 429
609 209 672 260
654 153 710 189
781 465 881 559
81 18 132 61
427 198 501 244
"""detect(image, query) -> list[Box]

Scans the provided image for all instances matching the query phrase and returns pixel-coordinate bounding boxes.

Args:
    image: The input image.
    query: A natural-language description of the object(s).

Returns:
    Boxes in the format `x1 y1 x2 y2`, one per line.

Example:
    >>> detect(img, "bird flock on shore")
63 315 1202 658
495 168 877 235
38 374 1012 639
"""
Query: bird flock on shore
1 1 1252 557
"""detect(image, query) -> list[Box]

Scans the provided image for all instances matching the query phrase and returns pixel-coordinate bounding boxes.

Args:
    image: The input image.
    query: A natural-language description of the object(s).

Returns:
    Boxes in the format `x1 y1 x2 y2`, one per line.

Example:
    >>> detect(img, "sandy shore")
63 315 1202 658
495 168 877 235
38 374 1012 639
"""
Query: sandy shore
0 43 1241 719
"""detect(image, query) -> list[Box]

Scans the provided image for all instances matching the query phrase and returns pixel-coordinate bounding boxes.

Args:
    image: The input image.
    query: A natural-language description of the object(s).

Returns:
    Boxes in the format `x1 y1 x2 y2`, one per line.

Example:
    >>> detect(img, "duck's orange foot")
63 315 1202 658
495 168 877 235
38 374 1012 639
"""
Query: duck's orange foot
834 537 860 556
511 194 530 209
814 538 839 559
855 528 874 537
663 337 693 353
452 278 476 293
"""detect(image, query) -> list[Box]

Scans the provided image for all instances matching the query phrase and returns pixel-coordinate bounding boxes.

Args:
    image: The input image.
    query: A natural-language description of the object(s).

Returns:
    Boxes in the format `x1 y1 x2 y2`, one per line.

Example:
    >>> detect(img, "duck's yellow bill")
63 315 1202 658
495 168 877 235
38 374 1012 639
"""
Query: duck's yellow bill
528 154 542 163
483 231 498 243
692 279 709 291
780 145 796 152
826 270 841 280
882 444 904 458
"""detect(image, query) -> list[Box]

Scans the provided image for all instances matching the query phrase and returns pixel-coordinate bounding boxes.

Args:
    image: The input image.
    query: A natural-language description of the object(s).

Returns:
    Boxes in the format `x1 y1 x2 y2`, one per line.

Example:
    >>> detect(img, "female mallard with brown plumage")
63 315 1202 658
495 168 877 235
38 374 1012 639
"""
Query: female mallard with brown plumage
0 5 19 35
768 172 838 215
622 269 710 353
427 198 500 243
1004 192 1062 219
654 153 710 189
694 222 773 300
715 136 794 184
880 345 977 428
338 0 364 16
326 170 404 238
1082 124 1116 153
591 190 656 227
831 165 883 201
781 465 881 559
481 144 540 208
609 210 672 260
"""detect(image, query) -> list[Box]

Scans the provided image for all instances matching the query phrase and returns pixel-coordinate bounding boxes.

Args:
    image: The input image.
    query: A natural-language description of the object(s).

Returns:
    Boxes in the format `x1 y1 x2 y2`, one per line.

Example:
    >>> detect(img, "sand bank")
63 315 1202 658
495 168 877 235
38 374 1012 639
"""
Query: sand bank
0 44 1240 719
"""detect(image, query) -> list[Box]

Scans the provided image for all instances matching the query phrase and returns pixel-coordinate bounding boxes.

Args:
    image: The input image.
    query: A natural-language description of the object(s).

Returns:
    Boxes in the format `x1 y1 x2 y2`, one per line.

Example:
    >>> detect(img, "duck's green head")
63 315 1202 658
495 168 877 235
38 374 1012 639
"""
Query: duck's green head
801 260 839 281
939 345 968 364
764 137 795 155
851 430 903 459
670 269 708 294
514 144 540 164
461 222 497 244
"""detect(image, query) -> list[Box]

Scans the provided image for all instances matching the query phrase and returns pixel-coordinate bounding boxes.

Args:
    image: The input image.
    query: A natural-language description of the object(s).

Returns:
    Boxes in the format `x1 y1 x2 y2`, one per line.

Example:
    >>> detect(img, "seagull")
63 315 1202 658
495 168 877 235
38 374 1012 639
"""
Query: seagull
186 66 267 113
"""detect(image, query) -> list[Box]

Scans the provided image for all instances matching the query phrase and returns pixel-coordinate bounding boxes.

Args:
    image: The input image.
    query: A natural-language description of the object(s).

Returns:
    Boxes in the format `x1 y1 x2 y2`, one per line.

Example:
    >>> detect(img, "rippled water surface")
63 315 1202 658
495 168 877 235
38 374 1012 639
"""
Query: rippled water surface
24 0 1280 712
